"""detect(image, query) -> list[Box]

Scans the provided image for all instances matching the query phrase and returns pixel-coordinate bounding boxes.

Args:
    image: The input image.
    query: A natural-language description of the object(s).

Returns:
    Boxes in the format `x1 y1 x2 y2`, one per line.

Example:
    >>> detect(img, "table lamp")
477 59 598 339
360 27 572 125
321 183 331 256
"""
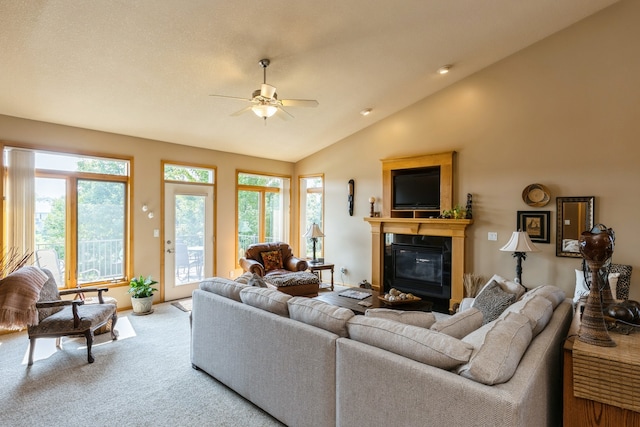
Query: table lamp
500 231 539 287
304 223 325 264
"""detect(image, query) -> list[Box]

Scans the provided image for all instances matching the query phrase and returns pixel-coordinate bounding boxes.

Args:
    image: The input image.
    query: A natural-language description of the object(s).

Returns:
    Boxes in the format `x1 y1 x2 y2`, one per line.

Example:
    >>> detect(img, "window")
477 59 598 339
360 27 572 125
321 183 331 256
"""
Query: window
4 147 130 288
299 175 324 259
237 171 290 261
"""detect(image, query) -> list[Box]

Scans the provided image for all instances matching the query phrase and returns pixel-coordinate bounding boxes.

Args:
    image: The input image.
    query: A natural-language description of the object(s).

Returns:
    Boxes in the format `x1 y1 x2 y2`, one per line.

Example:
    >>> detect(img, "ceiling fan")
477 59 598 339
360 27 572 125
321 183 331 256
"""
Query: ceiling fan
210 59 319 121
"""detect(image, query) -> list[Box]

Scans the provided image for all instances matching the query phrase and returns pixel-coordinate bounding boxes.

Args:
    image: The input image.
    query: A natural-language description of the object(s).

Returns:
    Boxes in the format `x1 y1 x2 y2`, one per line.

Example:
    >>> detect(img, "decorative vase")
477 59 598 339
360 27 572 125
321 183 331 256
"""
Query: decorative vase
578 224 615 347
131 295 154 315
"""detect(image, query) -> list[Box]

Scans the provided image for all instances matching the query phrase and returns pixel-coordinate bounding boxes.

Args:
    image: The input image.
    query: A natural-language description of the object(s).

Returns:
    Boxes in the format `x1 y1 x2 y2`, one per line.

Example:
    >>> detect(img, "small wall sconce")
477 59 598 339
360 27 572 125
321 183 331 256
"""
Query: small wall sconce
142 204 154 219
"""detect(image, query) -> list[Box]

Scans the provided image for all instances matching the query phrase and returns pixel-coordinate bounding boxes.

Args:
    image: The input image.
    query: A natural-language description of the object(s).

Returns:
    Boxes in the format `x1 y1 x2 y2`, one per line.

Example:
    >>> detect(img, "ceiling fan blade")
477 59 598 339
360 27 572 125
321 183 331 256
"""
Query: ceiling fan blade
230 106 253 116
209 94 252 102
281 99 319 108
276 106 294 120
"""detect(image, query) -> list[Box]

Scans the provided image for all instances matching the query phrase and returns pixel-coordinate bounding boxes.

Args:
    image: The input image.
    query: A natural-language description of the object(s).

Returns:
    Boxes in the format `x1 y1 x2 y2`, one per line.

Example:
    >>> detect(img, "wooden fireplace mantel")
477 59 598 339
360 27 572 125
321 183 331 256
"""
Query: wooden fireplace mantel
364 217 473 312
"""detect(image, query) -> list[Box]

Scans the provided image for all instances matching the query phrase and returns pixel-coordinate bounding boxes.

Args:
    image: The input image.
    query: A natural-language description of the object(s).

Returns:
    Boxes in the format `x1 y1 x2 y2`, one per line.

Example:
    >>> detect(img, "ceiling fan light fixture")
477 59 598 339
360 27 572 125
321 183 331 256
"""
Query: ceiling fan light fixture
260 84 277 99
252 104 278 118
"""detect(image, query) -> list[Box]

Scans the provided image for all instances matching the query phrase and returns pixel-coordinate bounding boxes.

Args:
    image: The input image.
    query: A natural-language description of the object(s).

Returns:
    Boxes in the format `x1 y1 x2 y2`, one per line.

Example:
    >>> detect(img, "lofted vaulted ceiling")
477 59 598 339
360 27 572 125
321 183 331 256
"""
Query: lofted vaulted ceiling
0 0 618 162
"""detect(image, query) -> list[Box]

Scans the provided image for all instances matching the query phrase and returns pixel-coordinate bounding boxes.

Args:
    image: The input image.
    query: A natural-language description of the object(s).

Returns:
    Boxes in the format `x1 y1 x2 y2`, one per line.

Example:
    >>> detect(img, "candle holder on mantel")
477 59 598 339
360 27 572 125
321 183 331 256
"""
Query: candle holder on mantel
369 196 376 217
578 224 616 347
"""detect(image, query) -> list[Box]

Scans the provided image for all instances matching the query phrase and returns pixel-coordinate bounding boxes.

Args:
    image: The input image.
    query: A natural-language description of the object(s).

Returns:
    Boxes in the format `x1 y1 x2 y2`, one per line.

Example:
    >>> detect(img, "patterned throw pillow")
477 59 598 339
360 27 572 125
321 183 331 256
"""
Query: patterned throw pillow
248 273 268 288
471 280 516 324
260 250 283 272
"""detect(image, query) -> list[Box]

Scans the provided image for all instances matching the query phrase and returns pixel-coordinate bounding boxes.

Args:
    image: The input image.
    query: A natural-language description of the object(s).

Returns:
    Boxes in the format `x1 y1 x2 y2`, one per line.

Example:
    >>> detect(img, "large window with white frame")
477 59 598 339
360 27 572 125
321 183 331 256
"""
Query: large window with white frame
3 146 130 288
236 171 290 261
299 175 324 260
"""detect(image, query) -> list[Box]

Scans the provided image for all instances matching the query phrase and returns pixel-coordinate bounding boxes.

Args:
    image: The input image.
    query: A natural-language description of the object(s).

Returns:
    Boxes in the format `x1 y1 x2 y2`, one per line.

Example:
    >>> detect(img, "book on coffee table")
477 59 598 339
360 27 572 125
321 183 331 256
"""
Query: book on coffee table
338 289 371 300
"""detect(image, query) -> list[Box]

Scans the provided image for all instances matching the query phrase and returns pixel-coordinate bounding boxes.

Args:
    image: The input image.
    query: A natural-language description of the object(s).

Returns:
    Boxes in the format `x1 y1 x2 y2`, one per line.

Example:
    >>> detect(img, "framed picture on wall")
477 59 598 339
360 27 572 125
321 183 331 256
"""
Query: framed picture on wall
517 211 551 243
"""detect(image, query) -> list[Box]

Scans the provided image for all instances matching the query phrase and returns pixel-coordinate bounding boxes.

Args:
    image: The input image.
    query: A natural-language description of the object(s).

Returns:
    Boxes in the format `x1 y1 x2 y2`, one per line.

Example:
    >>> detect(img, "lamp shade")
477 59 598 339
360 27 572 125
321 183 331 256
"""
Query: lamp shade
304 223 325 239
500 231 540 253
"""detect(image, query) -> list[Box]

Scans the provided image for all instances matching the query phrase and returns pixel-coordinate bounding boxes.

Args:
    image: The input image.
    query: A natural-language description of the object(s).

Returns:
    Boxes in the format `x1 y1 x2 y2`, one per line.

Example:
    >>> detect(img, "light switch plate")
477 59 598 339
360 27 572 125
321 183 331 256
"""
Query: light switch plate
488 232 498 241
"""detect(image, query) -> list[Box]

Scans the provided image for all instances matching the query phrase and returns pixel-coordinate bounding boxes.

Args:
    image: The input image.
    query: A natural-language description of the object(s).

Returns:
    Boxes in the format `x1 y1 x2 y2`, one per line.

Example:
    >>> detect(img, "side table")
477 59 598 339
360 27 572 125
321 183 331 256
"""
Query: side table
563 302 640 426
308 262 334 291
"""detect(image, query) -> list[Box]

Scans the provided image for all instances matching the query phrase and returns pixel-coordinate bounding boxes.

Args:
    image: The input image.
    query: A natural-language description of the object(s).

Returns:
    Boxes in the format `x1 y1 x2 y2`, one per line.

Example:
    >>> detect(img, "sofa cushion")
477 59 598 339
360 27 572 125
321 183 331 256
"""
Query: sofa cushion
458 312 533 385
260 250 283 272
288 297 354 337
471 280 516 324
346 316 473 370
521 285 566 309
430 307 483 339
365 308 436 328
499 295 553 337
200 277 248 302
240 287 291 316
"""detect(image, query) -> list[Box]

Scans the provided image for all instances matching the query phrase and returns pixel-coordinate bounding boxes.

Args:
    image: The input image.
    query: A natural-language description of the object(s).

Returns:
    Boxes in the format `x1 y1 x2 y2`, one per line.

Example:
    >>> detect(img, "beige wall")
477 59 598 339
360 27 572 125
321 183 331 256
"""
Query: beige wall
295 0 640 301
0 115 294 307
2 1 638 308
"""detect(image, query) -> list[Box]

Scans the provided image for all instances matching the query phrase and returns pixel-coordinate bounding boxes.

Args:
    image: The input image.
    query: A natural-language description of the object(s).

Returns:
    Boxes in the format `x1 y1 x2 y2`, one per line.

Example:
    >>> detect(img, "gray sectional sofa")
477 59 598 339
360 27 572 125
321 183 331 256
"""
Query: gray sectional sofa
190 277 573 427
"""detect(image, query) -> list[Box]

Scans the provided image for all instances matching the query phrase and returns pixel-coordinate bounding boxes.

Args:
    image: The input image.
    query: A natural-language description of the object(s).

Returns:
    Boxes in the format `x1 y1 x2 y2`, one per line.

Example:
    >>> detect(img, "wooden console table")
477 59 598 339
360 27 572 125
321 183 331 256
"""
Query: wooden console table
563 304 640 426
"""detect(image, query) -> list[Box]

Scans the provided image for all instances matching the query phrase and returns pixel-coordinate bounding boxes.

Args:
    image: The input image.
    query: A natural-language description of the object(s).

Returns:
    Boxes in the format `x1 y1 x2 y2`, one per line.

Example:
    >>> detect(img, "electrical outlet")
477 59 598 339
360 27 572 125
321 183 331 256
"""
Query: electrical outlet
229 270 234 278
340 267 348 274
488 232 498 241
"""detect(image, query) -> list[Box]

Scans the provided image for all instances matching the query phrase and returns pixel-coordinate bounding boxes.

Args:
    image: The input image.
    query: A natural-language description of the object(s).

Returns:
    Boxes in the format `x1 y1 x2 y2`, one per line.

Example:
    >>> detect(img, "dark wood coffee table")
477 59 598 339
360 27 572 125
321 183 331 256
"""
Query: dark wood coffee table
314 287 433 314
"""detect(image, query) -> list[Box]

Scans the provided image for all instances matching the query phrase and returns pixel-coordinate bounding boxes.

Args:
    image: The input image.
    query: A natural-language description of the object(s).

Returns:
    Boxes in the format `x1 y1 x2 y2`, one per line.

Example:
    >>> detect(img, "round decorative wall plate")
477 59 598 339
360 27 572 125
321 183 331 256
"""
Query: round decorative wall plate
522 183 551 207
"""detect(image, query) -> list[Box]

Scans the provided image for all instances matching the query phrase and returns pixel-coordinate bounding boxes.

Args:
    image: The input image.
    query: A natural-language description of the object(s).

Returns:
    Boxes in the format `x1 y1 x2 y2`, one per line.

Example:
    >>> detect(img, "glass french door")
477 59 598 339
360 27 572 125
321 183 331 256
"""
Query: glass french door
164 183 214 301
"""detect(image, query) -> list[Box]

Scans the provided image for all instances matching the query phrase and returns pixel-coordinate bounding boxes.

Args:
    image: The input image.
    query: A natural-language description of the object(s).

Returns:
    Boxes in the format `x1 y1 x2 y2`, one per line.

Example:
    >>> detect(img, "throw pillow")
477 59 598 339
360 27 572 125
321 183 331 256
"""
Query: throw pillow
346 316 473 370
458 311 533 385
247 273 268 288
239 287 291 316
471 281 516 324
234 271 253 284
260 250 283 272
476 274 525 301
200 277 248 302
499 295 553 337
430 307 483 339
365 308 436 328
288 297 354 337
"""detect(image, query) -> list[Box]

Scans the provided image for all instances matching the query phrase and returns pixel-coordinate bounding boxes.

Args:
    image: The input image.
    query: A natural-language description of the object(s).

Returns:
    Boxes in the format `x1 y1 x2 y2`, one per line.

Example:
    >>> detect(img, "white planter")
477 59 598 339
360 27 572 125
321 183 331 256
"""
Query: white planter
131 295 154 314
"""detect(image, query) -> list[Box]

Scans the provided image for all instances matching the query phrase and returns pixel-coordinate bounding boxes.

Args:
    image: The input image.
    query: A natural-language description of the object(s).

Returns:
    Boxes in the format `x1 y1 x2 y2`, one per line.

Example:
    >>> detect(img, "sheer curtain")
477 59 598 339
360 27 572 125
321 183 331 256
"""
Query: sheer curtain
6 148 36 256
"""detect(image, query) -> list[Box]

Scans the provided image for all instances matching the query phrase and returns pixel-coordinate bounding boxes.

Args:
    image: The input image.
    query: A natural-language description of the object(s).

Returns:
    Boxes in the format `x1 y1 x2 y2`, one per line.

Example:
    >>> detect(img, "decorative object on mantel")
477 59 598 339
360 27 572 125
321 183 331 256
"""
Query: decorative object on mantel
347 179 355 216
440 204 466 219
499 230 540 287
465 193 473 219
578 224 616 347
522 183 551 207
369 196 376 217
304 223 325 264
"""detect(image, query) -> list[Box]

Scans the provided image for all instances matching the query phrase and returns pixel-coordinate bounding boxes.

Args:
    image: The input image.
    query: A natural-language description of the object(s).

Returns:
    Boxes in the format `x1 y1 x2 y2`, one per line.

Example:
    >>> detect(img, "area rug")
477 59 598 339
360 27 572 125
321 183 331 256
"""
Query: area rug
171 298 192 312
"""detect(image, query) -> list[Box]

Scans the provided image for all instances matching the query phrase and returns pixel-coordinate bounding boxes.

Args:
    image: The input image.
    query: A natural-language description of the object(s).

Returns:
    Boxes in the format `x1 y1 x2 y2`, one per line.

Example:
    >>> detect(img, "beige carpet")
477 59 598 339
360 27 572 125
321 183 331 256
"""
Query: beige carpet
0 302 284 427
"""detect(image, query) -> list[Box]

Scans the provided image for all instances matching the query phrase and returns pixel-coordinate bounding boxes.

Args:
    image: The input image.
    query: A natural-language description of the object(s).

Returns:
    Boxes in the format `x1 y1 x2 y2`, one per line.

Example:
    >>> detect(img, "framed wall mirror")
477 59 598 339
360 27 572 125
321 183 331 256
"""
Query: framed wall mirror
556 196 595 257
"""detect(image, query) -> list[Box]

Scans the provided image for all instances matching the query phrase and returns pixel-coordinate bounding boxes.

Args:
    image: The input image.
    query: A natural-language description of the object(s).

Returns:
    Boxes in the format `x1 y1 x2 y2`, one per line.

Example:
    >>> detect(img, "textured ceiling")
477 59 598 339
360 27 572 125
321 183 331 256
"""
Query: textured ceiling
0 0 618 162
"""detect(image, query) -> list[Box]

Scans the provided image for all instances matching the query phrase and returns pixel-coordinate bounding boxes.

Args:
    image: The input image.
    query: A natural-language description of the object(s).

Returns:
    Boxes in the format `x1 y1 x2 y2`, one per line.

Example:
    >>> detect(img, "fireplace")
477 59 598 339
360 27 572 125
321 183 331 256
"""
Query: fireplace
385 235 452 304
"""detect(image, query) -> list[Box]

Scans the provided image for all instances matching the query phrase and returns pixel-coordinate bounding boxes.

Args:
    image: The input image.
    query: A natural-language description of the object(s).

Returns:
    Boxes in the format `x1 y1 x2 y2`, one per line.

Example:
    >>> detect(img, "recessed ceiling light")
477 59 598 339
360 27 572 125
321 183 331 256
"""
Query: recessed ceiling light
360 108 372 116
438 65 452 75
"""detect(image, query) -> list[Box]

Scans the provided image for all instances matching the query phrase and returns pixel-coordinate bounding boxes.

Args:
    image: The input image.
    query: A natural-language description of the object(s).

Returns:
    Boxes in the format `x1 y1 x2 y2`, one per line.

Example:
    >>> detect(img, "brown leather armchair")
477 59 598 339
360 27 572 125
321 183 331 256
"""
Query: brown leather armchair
239 242 308 277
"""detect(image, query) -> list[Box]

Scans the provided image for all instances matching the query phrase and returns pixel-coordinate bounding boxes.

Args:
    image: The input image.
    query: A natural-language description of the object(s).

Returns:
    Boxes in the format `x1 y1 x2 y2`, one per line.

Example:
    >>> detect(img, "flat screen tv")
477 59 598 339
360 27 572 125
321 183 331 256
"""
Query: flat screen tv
393 166 440 210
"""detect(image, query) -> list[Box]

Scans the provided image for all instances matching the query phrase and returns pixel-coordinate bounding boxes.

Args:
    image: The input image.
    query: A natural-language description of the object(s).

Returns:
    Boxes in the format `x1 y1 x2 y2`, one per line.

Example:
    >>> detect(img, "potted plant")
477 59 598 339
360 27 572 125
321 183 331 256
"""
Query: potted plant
128 275 158 315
